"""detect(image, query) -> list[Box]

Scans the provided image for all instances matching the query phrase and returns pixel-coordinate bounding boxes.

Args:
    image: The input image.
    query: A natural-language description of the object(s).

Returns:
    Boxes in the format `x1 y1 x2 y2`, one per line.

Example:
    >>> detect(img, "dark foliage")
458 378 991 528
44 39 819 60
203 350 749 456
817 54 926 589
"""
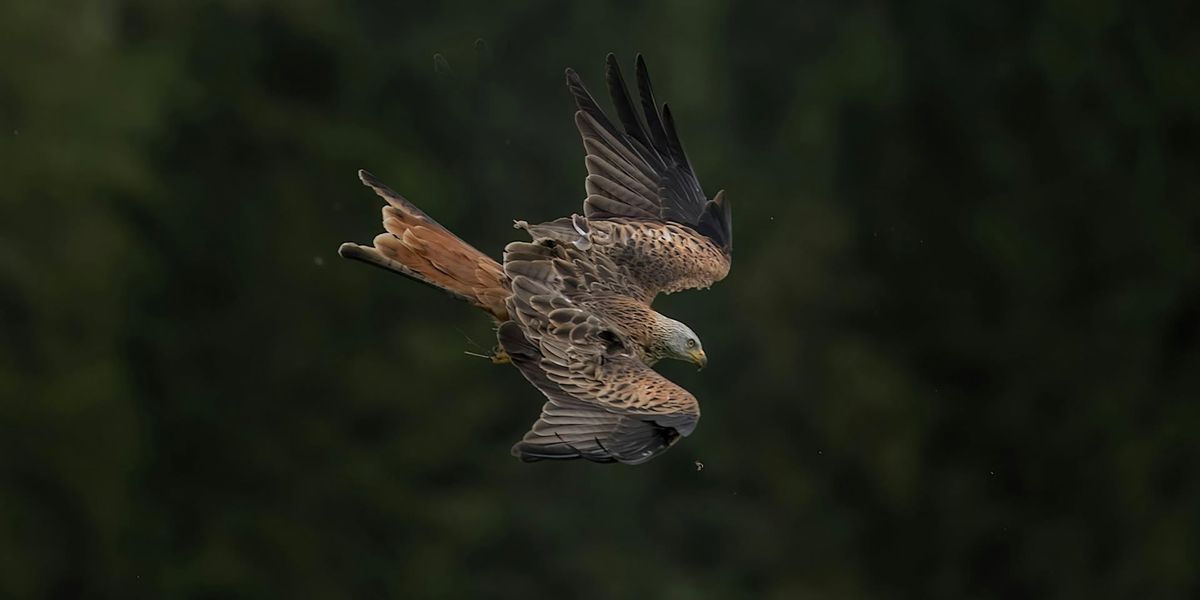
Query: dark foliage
2 1 1198 598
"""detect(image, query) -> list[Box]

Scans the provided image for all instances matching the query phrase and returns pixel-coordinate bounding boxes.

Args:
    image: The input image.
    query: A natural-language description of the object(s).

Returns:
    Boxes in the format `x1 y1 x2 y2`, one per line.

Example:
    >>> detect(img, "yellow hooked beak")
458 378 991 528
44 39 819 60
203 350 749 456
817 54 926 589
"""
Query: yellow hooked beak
689 348 708 369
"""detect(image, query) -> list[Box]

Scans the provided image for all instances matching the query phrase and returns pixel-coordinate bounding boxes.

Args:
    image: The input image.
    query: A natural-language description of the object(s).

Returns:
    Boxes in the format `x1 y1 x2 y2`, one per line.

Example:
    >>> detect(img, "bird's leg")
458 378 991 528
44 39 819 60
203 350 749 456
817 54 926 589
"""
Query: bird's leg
463 346 510 364
460 328 509 365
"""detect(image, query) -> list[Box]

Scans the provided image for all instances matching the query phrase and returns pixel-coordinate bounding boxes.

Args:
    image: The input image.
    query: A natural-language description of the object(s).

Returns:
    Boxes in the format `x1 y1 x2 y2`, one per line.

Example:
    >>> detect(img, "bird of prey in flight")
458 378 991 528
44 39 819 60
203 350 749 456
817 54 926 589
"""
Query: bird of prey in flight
339 54 732 465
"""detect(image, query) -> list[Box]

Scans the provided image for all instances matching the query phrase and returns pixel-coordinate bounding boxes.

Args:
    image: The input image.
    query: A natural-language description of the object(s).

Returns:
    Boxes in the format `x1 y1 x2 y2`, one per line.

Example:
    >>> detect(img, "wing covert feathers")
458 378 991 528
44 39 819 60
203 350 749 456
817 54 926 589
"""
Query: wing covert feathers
499 240 699 465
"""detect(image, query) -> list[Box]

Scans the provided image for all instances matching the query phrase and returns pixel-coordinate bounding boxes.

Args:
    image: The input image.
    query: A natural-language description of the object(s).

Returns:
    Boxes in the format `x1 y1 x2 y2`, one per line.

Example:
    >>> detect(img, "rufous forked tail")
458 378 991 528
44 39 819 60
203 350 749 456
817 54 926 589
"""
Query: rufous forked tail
338 170 509 321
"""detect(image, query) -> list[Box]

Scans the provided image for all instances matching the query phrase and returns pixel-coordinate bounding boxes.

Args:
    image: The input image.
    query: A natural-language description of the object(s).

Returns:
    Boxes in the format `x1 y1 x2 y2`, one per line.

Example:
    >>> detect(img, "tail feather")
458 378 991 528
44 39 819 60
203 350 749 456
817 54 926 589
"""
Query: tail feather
339 170 509 320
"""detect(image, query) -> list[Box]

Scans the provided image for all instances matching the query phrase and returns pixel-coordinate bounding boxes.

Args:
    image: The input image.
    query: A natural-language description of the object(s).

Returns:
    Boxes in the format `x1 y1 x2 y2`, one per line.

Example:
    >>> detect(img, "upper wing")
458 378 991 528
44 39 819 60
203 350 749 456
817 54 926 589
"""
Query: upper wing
514 214 731 297
498 241 699 465
500 233 652 304
566 54 732 255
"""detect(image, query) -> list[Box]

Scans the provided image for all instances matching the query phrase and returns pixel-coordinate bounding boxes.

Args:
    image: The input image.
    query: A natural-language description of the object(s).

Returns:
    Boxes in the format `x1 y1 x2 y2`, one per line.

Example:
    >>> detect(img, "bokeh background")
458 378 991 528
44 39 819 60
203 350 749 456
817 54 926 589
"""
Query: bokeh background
3 0 1199 598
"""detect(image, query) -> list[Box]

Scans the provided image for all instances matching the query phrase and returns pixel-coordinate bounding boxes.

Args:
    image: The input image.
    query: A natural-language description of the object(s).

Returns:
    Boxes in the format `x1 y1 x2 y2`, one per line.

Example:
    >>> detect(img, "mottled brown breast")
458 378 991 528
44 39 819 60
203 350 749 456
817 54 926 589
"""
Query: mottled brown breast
587 219 731 296
576 293 659 362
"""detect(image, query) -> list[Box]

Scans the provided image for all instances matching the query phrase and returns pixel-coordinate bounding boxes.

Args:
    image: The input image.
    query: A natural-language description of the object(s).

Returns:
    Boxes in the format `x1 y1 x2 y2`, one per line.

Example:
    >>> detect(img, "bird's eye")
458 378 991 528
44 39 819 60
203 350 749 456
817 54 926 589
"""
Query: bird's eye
686 339 697 348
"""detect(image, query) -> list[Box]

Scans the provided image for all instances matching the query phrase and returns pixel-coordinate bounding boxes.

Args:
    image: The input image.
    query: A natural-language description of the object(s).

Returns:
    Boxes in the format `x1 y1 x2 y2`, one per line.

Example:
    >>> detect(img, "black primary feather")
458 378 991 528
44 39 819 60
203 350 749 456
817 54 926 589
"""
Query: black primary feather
565 54 732 254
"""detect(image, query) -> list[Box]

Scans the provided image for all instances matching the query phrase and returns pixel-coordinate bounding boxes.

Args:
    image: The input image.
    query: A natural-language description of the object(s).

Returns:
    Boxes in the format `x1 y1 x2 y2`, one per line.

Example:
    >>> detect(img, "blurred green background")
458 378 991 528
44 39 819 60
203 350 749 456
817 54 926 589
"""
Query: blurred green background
2 0 1198 598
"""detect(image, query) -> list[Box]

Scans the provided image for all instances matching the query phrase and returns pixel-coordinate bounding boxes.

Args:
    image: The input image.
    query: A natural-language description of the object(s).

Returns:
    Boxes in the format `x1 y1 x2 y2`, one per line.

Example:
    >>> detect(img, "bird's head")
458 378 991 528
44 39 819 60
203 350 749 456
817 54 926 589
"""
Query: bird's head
653 313 707 369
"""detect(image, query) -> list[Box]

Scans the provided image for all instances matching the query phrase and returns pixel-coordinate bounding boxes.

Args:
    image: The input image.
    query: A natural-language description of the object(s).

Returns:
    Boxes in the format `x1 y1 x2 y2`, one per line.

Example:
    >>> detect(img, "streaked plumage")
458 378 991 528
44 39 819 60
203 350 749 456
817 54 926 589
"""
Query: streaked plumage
338 54 731 464
518 54 731 298
500 241 699 463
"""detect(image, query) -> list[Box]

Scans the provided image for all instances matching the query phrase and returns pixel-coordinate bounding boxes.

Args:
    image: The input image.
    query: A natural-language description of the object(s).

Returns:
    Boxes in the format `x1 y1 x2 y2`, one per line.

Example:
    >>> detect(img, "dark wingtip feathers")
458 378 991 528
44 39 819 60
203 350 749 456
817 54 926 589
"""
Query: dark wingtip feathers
571 55 732 252
698 189 732 254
